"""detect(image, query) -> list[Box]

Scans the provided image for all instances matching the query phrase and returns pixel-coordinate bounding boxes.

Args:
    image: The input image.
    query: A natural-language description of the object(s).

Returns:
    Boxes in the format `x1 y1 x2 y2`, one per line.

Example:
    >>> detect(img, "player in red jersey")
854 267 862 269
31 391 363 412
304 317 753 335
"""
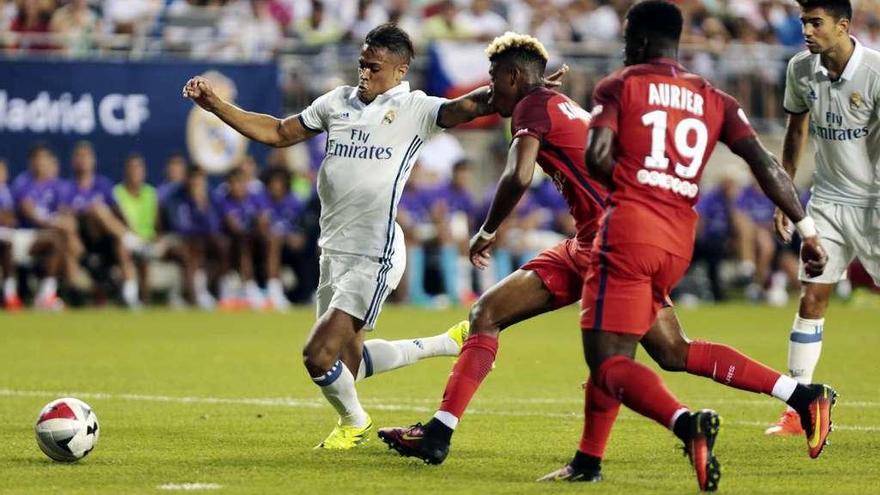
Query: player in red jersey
379 23 836 489
537 1 834 491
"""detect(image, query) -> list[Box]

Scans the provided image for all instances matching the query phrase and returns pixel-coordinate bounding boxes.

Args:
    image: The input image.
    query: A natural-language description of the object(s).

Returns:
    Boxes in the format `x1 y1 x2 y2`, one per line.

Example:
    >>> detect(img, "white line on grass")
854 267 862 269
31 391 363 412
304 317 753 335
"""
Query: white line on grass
2 388 878 433
157 483 222 491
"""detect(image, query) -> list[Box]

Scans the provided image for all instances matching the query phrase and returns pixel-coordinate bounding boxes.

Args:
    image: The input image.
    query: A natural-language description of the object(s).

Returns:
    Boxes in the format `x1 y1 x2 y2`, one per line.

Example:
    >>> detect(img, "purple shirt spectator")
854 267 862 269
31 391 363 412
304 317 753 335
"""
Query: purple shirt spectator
10 170 34 200
736 184 776 227
60 176 116 213
265 192 303 235
696 186 732 239
429 183 475 218
217 191 266 231
164 188 221 236
0 184 13 212
16 179 64 227
399 185 432 224
158 182 183 203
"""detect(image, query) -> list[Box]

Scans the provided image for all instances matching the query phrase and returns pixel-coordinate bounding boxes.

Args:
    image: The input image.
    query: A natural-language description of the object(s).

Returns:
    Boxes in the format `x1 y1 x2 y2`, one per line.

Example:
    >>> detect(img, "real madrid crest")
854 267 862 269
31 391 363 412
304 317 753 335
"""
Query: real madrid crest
382 110 396 125
849 91 863 110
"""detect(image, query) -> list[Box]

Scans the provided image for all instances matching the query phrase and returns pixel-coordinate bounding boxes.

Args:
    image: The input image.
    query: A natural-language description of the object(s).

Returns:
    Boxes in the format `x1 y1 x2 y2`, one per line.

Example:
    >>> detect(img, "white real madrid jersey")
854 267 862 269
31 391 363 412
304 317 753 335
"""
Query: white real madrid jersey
784 38 880 207
299 82 446 257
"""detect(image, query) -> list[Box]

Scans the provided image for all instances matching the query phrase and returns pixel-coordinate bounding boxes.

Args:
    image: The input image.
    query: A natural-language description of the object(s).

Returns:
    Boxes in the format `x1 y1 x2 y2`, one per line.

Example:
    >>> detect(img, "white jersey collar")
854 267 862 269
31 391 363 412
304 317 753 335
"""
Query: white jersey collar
813 36 863 81
349 81 411 106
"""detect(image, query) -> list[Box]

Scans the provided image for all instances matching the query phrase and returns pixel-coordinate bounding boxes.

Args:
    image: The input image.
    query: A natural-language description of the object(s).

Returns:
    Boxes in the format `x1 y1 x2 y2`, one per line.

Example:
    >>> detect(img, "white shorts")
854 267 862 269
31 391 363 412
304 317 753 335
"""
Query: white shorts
316 233 406 330
0 228 38 265
800 199 880 285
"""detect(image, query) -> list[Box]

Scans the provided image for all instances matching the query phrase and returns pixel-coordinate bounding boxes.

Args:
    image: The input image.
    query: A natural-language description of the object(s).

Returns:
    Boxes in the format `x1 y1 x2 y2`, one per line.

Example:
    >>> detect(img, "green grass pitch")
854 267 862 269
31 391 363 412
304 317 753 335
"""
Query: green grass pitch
1 303 878 494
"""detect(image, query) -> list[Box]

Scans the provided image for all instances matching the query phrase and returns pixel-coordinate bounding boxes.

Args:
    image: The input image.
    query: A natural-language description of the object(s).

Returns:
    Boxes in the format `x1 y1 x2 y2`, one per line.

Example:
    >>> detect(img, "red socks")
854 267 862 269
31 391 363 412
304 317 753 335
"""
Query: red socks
579 377 621 458
596 355 685 429
438 334 498 420
686 340 780 395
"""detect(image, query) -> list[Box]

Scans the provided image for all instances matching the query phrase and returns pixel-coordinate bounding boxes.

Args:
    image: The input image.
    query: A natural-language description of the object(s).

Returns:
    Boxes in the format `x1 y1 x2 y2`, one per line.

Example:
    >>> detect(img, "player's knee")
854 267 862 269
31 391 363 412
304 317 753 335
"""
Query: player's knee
468 301 501 337
302 341 335 376
653 343 688 372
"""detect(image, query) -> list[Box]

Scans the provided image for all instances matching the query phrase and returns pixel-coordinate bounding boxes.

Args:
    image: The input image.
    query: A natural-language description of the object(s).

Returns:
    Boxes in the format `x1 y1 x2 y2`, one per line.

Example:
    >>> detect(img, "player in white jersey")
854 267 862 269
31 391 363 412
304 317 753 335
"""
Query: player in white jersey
184 24 563 449
769 0 880 435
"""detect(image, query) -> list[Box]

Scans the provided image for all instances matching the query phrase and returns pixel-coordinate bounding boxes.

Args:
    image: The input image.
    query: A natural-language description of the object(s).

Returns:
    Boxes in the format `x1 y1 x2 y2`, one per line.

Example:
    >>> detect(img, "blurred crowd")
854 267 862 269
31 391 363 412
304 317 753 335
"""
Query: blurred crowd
6 0 880 58
0 141 321 311
2 130 878 312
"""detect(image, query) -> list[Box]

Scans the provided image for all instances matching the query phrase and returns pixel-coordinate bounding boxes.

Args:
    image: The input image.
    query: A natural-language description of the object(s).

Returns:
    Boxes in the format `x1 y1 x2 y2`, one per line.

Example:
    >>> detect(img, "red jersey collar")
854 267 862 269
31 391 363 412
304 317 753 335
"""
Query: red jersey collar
646 57 686 71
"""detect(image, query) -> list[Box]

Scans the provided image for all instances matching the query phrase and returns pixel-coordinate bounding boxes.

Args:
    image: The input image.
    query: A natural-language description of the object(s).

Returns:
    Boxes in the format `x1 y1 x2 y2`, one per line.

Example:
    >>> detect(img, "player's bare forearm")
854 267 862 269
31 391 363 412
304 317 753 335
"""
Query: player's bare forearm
731 136 806 222
482 136 540 233
781 112 809 177
212 101 315 148
436 87 493 128
585 127 616 187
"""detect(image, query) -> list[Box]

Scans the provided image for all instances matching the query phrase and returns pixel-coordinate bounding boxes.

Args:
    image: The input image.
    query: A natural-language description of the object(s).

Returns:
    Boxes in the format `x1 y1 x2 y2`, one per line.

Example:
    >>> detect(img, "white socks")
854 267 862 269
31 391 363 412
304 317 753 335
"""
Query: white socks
788 314 824 385
36 277 57 300
122 279 139 307
4 276 16 300
312 360 369 427
770 374 799 402
433 410 459 430
356 333 460 381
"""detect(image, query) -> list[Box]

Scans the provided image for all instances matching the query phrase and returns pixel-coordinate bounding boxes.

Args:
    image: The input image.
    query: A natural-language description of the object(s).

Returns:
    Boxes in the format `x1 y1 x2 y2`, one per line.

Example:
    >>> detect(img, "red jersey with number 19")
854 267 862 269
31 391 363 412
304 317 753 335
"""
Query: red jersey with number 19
590 58 756 258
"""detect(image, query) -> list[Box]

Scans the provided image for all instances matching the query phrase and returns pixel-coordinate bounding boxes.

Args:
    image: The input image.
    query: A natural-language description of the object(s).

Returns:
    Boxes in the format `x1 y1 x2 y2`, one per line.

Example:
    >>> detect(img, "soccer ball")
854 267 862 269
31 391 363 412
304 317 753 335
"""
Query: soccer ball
34 398 99 462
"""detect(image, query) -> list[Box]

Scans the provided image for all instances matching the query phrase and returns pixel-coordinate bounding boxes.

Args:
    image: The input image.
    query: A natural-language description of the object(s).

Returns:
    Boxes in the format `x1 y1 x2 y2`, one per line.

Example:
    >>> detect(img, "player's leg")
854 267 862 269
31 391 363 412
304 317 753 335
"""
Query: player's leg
356 321 466 382
86 205 140 307
642 306 836 455
379 240 590 464
265 230 289 310
769 199 850 435
30 230 65 308
239 235 264 309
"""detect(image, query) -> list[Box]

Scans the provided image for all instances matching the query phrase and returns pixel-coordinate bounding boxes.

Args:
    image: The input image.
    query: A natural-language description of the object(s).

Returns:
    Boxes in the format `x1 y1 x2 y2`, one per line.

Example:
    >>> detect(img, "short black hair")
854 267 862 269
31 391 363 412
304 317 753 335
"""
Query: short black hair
125 153 145 165
626 1 683 44
264 166 292 186
28 141 52 158
364 23 414 63
797 0 852 20
186 164 205 179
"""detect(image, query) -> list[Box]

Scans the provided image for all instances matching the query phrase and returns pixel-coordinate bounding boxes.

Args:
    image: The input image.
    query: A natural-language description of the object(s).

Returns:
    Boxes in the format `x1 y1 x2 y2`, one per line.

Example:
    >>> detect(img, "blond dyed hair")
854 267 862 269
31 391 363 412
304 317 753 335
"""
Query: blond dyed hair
485 32 549 62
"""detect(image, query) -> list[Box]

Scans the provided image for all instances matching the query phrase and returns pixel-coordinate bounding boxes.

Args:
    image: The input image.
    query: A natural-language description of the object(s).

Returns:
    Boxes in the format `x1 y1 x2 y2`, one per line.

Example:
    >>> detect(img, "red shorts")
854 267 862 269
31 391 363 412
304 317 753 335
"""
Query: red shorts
581 242 686 335
521 238 591 308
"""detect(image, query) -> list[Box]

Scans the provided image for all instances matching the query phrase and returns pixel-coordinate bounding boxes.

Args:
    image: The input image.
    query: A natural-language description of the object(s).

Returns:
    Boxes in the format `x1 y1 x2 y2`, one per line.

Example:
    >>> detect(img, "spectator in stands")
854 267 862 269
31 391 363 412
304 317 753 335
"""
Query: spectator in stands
294 0 343 45
216 166 269 309
12 144 73 310
346 0 388 42
0 157 65 311
458 0 507 41
217 0 284 60
735 180 796 305
60 141 143 308
430 158 477 305
386 0 420 41
692 176 740 301
10 0 53 51
423 0 472 41
398 163 434 305
113 153 159 305
162 165 226 310
158 152 188 202
103 0 162 35
49 0 100 56
568 0 621 42
262 166 302 310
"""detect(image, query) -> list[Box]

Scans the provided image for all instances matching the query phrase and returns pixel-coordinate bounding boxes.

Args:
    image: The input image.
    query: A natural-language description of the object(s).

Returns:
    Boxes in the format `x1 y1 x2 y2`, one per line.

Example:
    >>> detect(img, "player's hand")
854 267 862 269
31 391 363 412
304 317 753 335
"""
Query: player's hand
800 236 827 278
773 208 793 243
182 76 221 112
543 64 569 88
469 232 496 270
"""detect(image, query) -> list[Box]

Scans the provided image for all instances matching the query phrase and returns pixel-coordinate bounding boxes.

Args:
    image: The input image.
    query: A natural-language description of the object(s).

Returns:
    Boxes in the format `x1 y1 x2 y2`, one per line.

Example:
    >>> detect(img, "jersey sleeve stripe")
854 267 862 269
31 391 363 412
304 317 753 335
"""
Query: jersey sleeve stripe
297 114 323 134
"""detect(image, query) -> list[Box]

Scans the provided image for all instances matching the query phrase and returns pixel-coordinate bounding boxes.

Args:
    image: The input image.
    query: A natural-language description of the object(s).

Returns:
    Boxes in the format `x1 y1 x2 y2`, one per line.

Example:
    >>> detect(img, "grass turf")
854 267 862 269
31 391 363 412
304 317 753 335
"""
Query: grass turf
1 303 878 494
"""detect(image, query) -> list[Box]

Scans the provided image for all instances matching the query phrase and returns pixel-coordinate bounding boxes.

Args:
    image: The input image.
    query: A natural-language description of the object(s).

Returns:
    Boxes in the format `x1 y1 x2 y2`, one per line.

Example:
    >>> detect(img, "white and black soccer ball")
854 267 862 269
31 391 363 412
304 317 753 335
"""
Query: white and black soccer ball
34 398 99 462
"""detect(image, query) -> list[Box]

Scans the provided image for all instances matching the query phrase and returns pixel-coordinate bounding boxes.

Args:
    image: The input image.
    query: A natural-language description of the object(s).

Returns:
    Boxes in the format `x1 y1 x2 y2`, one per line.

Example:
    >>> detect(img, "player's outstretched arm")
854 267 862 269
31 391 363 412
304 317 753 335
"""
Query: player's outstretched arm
773 111 810 242
182 76 318 148
729 136 826 277
436 65 569 128
584 127 616 188
469 136 541 269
